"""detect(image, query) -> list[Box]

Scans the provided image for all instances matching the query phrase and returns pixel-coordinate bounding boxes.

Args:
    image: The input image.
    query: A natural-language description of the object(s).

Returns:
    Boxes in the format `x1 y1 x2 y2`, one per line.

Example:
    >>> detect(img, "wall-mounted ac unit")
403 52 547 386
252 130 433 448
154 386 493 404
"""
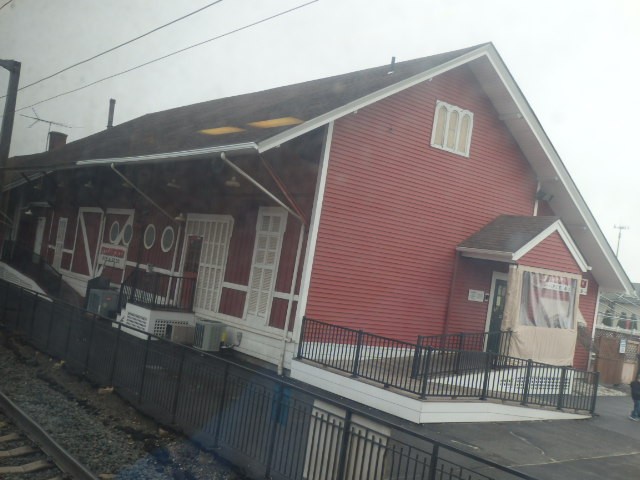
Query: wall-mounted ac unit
87 289 118 319
168 324 195 345
194 319 225 352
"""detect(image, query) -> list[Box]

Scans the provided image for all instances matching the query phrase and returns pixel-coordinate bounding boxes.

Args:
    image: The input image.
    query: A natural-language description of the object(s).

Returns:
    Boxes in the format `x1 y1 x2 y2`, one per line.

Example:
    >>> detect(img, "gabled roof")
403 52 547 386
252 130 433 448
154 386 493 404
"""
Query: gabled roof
5 43 633 294
457 215 589 272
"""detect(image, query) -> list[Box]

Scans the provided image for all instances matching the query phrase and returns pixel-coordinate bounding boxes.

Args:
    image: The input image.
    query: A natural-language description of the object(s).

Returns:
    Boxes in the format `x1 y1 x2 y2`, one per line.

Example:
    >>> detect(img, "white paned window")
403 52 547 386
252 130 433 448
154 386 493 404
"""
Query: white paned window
245 207 288 324
430 100 474 156
185 215 234 315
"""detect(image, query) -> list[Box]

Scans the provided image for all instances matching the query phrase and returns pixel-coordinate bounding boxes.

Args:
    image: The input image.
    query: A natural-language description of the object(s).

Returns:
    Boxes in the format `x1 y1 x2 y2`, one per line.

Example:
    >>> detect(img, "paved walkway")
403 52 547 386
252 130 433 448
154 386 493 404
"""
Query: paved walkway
418 385 640 479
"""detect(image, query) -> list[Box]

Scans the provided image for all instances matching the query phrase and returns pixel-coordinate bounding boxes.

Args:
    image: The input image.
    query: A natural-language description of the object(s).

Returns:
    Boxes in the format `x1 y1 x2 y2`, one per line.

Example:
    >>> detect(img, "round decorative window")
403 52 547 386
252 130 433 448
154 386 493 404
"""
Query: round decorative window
143 224 156 249
122 223 133 246
109 221 120 244
161 226 175 252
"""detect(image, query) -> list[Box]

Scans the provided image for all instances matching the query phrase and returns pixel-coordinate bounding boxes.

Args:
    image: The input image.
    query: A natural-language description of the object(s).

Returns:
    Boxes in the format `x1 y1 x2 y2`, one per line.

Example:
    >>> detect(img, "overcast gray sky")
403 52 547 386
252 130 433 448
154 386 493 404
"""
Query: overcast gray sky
1 0 639 281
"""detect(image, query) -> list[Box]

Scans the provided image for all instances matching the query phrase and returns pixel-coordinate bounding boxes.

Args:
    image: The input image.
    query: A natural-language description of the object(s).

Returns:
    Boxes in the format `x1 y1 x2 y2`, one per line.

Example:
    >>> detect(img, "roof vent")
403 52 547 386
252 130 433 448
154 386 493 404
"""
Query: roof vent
387 56 396 75
107 98 116 129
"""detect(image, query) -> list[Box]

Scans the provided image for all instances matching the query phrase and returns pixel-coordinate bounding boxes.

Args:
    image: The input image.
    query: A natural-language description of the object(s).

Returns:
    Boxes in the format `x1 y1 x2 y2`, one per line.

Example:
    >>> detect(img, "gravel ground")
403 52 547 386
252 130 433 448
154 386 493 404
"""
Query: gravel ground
0 332 246 479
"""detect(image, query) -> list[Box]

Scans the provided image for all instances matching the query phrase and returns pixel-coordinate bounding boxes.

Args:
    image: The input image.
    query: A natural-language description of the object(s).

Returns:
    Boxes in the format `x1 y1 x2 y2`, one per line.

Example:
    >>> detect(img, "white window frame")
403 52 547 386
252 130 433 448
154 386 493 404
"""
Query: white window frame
430 100 474 157
244 207 288 325
181 214 234 316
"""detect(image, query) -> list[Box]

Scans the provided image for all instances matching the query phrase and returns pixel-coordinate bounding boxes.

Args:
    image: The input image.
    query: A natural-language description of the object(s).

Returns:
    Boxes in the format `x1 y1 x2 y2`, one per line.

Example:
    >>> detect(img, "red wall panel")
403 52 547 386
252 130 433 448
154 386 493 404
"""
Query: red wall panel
306 66 539 342
518 232 582 275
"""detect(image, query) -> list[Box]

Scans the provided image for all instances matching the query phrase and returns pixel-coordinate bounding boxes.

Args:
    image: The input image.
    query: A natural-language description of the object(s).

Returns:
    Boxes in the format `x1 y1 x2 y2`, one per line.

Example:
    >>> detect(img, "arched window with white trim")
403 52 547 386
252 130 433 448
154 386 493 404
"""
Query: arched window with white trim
430 100 473 156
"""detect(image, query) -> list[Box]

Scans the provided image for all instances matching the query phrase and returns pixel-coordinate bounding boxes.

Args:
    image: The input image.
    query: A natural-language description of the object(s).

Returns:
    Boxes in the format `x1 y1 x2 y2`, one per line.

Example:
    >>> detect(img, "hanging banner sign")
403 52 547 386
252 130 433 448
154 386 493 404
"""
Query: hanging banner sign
98 244 127 269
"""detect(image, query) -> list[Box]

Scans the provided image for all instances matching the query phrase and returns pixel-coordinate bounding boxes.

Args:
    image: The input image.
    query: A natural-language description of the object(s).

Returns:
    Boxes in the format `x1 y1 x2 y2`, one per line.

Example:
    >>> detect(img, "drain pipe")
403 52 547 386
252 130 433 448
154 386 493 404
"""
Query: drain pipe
220 152 305 375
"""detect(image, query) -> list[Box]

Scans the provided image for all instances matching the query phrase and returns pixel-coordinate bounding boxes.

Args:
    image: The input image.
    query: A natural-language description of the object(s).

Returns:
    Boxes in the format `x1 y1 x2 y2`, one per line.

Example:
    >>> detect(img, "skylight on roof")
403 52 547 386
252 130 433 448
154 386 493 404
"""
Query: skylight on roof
199 126 245 135
247 117 303 128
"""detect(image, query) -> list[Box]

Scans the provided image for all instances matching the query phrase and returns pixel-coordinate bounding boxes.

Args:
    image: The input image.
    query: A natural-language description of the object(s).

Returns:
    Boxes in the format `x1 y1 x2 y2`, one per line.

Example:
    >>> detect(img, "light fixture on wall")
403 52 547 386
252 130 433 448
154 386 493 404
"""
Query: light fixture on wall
83 179 94 189
535 190 554 202
173 212 186 222
166 178 181 189
23 208 33 216
225 176 240 188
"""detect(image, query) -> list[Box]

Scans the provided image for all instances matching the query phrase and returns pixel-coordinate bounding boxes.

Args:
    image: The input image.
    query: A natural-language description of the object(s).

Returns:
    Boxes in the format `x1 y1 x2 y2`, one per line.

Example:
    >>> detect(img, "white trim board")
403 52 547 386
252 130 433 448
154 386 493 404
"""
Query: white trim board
290 360 588 424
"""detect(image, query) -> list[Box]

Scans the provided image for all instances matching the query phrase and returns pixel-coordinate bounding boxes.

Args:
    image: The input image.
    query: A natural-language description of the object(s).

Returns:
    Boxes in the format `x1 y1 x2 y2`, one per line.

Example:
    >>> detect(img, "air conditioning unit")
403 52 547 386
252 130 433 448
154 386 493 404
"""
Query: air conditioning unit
168 324 195 345
87 289 118 319
194 319 225 352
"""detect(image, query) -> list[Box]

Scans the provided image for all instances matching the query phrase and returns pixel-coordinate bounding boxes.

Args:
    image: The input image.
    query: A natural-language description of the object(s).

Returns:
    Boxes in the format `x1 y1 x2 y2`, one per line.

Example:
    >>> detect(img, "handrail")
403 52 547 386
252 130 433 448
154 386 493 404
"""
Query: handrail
1 240 62 295
298 316 599 414
118 267 196 313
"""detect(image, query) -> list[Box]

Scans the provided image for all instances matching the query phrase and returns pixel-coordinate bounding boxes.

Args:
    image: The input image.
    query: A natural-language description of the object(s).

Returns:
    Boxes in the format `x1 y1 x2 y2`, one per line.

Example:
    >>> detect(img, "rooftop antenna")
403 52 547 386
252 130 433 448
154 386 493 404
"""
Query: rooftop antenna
614 224 629 257
19 108 74 150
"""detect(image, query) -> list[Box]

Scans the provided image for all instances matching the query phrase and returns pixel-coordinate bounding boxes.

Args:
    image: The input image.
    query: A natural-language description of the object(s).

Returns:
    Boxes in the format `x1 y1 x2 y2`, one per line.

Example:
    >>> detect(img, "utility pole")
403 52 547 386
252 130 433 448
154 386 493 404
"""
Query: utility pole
0 60 21 168
614 224 629 257
0 60 21 246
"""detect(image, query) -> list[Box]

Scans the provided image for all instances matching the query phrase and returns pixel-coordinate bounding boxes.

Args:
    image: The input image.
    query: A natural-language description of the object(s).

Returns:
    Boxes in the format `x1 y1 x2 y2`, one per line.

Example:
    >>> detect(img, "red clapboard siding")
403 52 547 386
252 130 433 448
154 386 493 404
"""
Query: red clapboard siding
447 259 509 334
306 65 538 342
518 232 582 274
574 270 598 369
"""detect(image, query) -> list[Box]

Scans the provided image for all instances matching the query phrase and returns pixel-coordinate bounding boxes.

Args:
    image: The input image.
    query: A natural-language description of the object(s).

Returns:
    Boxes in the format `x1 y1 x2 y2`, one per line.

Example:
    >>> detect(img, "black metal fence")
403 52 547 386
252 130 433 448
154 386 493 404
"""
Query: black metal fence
298 317 599 414
1 240 62 295
0 279 537 480
118 267 196 313
418 330 512 357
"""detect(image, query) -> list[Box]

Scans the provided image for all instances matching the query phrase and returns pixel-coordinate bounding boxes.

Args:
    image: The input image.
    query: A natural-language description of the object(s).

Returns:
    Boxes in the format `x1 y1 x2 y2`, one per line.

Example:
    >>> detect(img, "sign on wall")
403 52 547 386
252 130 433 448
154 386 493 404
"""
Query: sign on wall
98 244 127 269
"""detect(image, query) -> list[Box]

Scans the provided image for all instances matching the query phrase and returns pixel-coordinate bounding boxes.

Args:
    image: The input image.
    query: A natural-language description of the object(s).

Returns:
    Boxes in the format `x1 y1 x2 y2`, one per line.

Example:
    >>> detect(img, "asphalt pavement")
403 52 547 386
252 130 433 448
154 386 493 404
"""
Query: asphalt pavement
419 386 640 479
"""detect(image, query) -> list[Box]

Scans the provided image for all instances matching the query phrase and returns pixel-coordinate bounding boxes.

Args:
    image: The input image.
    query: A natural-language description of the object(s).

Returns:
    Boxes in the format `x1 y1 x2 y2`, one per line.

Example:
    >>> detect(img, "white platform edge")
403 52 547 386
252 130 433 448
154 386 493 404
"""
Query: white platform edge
290 360 589 424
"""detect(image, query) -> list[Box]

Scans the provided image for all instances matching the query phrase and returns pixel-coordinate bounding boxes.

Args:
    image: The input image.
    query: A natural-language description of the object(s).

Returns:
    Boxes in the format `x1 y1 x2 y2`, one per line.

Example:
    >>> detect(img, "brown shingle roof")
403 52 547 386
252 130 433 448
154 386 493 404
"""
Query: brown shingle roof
6 44 485 172
458 215 559 253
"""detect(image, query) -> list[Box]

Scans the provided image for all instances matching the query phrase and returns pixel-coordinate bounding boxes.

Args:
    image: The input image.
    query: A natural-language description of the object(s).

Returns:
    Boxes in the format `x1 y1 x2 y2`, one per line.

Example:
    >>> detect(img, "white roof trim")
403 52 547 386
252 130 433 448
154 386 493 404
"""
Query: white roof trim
256 46 491 153
75 142 258 166
456 247 514 263
512 220 590 272
480 47 632 292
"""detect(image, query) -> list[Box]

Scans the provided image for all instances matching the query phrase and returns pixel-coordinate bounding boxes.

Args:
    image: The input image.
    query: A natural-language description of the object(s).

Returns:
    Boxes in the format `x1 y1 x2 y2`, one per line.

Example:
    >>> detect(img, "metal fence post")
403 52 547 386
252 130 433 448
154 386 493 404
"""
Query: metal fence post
137 334 151 404
297 317 307 359
84 314 97 374
265 383 285 479
521 359 533 406
27 290 36 337
411 336 423 378
108 323 122 386
213 362 230 448
351 330 364 378
427 443 440 480
335 409 353 480
170 347 186 425
63 305 73 359
45 299 55 352
480 352 493 400
590 371 600 414
557 367 567 410
454 333 465 374
420 347 433 399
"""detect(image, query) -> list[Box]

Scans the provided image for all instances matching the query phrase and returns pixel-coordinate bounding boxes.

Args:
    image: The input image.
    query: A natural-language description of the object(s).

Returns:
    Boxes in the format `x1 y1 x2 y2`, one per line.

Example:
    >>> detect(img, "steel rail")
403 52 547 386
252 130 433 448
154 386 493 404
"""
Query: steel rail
0 389 98 480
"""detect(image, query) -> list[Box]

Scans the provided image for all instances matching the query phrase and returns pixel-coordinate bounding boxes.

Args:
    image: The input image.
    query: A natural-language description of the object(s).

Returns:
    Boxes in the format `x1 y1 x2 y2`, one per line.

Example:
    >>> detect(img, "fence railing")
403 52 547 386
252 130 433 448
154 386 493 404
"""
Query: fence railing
298 317 599 414
1 240 62 296
0 279 536 480
418 330 512 356
118 267 196 313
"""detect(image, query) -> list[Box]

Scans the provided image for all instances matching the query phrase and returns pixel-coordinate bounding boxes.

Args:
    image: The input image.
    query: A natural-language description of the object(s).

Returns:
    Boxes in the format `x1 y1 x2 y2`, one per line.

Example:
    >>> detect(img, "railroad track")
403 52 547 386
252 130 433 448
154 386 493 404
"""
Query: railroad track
0 389 97 479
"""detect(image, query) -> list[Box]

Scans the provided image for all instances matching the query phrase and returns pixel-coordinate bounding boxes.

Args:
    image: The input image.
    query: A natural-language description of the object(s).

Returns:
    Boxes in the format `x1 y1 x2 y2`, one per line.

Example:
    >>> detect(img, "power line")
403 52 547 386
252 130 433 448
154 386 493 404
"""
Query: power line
13 0 318 113
2 0 224 98
0 0 13 12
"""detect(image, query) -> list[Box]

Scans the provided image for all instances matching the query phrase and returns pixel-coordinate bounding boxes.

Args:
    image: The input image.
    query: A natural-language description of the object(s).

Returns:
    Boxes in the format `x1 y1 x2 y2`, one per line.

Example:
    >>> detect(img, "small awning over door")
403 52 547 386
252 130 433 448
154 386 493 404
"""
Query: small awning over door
456 215 589 272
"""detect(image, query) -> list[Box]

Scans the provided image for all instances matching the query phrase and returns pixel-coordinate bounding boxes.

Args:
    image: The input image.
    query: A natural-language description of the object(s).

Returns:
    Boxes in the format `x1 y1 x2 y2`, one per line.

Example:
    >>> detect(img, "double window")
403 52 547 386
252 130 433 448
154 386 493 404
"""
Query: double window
431 100 473 156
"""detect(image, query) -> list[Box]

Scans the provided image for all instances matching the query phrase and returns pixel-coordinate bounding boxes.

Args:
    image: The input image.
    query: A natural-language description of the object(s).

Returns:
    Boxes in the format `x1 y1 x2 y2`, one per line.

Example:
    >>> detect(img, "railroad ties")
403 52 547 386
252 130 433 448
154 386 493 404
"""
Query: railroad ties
0 389 97 479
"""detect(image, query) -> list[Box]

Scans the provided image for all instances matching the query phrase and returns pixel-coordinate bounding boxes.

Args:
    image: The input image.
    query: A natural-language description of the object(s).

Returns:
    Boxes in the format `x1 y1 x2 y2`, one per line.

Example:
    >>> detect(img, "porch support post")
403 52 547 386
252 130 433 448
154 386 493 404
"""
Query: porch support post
442 251 460 336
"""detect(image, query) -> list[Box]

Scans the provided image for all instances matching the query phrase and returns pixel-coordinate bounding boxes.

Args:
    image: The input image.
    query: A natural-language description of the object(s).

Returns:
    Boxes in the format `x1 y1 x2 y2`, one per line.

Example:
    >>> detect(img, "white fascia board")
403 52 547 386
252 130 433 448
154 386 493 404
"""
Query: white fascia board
456 247 514 263
512 220 590 272
75 142 258 166
257 45 492 154
482 47 632 293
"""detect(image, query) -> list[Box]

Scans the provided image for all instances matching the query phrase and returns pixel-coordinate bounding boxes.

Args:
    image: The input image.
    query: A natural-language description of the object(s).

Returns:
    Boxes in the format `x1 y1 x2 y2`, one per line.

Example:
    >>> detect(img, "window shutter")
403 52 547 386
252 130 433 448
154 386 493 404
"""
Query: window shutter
246 208 287 323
